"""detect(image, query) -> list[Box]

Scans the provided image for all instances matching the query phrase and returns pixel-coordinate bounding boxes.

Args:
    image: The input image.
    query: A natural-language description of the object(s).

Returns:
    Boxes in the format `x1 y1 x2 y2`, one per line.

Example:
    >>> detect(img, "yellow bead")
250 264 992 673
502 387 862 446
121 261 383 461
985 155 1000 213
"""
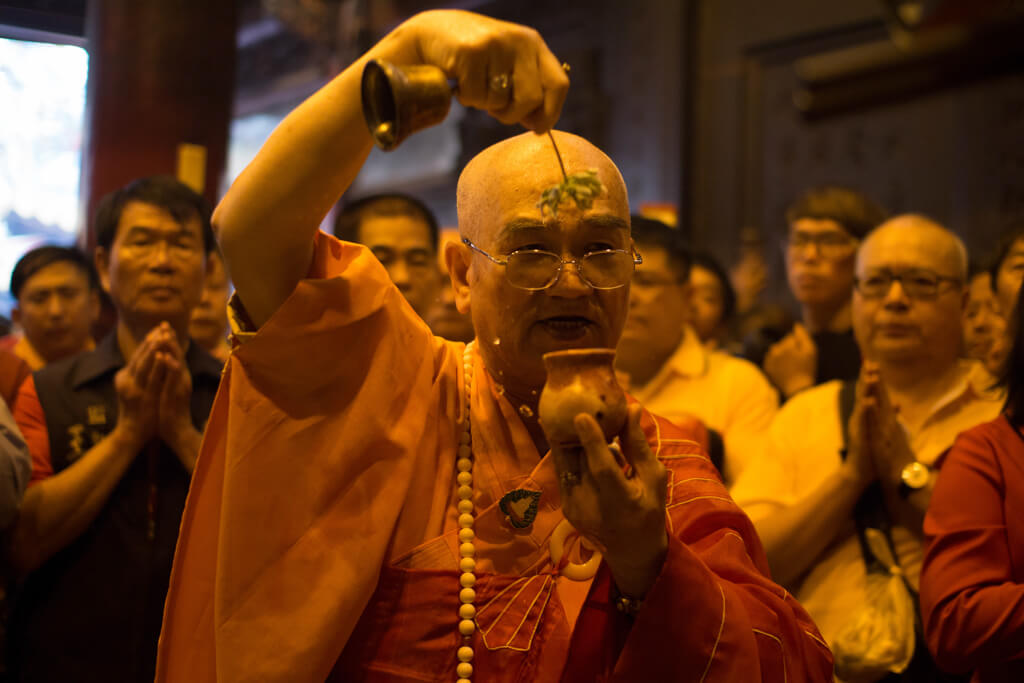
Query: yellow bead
457 458 472 473
460 430 471 445
457 485 473 500
460 572 476 588
457 471 472 486
457 499 474 514
459 603 476 619
460 542 475 558
458 513 474 528
459 618 476 636
458 645 474 662
460 556 476 573
460 587 476 603
458 679 471 683
459 528 474 543
457 662 473 678
458 445 472 459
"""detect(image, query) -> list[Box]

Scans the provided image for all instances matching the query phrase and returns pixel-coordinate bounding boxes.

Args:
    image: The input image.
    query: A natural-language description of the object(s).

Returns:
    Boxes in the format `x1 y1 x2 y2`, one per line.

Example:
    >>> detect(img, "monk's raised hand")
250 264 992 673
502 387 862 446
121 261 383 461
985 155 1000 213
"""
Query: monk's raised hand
560 403 668 599
406 10 569 132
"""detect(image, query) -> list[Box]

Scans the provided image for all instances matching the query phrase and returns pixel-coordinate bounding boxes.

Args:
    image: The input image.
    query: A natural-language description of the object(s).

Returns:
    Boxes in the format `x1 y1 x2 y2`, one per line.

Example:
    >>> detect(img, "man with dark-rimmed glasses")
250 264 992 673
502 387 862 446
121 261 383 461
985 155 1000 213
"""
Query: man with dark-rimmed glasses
734 213 1003 681
760 186 888 400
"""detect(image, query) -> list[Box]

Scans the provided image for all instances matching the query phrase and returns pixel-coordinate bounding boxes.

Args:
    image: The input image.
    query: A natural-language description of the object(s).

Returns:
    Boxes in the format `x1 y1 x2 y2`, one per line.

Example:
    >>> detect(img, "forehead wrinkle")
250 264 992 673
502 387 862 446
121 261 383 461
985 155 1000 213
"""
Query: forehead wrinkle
497 213 629 242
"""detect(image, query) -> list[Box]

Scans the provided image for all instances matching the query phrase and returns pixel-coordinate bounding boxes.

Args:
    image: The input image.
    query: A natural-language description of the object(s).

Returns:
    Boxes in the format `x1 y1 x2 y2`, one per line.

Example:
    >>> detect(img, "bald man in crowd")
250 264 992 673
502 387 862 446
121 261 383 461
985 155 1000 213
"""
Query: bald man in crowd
733 214 1003 681
156 10 831 682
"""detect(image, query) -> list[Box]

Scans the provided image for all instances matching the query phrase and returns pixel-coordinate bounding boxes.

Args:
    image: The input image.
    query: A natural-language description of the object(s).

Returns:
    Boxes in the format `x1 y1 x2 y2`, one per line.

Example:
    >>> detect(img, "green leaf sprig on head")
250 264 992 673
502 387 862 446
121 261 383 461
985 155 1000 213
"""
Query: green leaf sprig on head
537 131 605 217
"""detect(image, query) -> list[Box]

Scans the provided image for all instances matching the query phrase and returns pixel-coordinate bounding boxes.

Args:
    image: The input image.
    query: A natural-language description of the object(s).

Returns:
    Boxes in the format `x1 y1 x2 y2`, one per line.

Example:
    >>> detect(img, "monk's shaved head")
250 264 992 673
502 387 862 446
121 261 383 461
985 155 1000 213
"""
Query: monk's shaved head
447 129 632 397
858 213 968 280
456 130 629 243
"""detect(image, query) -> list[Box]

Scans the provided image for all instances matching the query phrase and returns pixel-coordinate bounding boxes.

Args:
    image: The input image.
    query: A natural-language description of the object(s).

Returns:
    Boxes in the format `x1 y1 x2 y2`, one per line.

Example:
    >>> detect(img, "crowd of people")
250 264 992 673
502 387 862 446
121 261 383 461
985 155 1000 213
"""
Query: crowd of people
0 8 1021 683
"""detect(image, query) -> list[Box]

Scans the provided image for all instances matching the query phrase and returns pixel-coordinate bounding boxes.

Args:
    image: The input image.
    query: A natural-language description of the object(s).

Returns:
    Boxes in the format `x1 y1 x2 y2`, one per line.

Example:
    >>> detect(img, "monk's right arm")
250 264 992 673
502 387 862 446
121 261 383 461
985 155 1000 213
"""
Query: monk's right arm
216 10 569 327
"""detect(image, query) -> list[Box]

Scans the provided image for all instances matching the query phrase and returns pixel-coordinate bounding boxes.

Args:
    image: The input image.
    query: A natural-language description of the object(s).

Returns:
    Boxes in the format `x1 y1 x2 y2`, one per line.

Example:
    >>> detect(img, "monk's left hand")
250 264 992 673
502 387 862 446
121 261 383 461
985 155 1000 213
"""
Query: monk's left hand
556 403 668 599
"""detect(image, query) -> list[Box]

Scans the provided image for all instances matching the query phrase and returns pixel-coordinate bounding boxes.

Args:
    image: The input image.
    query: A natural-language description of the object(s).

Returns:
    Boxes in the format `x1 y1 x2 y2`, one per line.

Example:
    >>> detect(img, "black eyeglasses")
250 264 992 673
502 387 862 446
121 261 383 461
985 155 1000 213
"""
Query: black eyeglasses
784 231 858 260
854 269 963 300
462 237 642 291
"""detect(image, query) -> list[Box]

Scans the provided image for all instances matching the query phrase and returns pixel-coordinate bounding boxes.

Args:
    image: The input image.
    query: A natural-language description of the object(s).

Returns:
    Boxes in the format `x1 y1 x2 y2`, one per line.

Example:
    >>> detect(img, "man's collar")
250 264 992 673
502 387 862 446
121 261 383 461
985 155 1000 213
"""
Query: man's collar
918 359 1000 425
664 325 709 379
69 331 223 390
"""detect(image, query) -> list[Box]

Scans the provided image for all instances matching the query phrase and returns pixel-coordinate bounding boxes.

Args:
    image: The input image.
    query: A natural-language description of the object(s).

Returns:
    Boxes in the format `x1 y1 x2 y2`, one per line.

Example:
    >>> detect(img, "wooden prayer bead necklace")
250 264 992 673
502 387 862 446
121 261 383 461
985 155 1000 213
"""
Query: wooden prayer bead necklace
455 341 477 683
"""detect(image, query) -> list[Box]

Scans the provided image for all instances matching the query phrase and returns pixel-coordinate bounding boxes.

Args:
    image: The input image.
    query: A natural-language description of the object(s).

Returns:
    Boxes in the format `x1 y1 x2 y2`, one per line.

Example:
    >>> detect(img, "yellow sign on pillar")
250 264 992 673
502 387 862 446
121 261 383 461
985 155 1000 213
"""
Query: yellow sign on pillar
177 143 207 195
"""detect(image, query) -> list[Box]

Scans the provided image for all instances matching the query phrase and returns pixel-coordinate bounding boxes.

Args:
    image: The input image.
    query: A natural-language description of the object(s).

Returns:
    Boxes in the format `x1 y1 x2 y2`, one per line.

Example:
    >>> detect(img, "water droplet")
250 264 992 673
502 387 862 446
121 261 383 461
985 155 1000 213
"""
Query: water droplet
495 384 506 397
518 404 534 419
492 337 501 346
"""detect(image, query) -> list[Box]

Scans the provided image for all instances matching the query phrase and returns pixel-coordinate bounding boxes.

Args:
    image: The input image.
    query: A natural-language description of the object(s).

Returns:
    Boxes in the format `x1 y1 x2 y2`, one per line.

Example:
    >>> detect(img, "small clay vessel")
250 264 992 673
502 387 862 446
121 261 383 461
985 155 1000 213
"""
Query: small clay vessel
538 348 628 447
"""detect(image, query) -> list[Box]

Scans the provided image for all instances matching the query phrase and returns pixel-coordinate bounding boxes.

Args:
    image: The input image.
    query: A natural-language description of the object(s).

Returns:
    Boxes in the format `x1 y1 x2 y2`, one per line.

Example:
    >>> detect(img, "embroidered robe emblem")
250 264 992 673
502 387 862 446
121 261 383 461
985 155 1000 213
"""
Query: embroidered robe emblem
498 488 541 529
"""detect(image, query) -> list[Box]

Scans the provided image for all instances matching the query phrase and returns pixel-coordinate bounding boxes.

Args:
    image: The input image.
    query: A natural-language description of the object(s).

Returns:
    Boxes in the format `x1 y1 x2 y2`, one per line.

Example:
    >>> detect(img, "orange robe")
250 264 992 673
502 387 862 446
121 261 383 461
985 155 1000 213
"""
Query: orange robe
157 232 832 682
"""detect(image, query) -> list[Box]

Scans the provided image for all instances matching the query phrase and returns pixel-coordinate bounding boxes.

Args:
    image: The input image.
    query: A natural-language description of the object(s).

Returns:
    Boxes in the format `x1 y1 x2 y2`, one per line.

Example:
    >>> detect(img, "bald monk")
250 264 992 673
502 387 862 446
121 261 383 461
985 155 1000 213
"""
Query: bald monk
157 10 832 682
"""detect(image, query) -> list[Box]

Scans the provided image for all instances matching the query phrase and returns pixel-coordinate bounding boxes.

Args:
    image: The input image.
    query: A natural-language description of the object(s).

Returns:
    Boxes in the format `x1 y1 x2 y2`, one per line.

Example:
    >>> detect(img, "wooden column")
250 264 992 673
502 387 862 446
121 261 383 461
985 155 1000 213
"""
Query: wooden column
79 0 237 250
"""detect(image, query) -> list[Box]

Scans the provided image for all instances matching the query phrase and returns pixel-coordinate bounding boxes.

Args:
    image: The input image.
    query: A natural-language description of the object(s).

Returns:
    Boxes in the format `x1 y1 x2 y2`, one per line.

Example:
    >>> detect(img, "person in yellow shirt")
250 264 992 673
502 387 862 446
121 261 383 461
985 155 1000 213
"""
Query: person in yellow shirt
616 216 778 484
733 214 1003 682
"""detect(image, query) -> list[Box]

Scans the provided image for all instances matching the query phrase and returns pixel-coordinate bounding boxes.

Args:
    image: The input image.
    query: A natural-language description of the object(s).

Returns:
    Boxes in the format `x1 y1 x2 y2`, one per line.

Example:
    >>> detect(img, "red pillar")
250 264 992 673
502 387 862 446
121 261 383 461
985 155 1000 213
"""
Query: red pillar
79 0 236 250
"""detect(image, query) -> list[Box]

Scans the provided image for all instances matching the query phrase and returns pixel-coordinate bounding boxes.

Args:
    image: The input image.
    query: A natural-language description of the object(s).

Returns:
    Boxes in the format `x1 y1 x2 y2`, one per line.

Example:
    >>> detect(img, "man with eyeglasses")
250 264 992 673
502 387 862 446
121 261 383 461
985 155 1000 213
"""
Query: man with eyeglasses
760 186 888 400
156 11 831 682
733 214 1003 681
615 216 778 485
7 176 223 682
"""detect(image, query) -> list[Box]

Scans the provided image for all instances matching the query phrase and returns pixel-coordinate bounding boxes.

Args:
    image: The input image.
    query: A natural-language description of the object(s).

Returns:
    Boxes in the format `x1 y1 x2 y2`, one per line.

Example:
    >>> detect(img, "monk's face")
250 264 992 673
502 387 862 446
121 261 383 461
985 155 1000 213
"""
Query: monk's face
457 132 631 394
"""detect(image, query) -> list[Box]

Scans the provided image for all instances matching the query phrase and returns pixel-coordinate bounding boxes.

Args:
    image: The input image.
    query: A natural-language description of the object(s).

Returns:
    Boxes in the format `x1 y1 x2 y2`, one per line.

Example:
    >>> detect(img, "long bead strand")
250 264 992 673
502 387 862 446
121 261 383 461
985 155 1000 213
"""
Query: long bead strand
456 342 476 683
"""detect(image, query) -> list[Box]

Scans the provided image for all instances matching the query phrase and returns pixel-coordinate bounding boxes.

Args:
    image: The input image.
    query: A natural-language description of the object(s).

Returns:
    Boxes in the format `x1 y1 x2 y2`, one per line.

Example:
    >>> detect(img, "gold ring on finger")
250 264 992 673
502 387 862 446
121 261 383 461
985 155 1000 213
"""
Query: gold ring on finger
489 73 511 92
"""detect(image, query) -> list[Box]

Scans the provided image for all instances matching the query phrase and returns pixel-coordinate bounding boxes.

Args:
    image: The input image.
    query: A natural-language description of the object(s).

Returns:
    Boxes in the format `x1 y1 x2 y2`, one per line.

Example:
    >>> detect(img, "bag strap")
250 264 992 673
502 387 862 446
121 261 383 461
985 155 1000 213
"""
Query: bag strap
837 381 971 682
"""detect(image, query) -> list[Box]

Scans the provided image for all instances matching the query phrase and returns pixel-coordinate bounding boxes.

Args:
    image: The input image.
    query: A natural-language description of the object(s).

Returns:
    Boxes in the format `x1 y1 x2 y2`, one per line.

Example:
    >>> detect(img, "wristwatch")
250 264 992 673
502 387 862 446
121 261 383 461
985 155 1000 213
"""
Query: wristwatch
899 461 931 496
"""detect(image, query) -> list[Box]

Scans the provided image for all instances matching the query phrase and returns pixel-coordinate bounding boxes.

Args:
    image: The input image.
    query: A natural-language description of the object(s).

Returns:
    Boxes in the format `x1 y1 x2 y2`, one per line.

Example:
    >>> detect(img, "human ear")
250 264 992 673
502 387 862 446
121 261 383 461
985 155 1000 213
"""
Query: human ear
445 239 472 314
94 248 113 295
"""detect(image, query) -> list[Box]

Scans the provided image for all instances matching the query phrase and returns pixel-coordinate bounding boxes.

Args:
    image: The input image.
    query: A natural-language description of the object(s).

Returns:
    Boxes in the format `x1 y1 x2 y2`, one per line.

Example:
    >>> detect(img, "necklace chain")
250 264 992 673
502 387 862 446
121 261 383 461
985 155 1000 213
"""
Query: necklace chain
455 342 476 682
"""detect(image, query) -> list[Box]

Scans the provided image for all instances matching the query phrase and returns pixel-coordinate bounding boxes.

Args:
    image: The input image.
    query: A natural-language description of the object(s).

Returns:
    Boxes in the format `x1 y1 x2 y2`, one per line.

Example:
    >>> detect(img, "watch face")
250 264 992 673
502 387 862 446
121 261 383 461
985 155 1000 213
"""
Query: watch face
902 461 930 489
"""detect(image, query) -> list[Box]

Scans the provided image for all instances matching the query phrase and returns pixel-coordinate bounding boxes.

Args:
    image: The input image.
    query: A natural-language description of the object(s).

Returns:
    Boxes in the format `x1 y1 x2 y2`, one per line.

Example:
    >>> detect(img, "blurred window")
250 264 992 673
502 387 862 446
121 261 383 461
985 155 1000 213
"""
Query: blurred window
0 36 88 317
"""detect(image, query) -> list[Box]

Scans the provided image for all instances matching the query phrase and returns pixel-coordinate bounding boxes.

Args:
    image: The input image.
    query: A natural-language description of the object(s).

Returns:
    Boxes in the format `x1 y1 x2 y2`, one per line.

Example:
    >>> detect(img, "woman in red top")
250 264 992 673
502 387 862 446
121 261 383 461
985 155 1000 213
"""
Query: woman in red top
921 283 1024 683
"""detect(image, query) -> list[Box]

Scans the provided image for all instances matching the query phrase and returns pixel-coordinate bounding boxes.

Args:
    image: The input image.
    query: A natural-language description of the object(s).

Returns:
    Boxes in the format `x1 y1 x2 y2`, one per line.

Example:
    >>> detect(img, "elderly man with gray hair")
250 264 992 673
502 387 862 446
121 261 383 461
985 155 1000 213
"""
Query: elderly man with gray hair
733 214 1002 682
